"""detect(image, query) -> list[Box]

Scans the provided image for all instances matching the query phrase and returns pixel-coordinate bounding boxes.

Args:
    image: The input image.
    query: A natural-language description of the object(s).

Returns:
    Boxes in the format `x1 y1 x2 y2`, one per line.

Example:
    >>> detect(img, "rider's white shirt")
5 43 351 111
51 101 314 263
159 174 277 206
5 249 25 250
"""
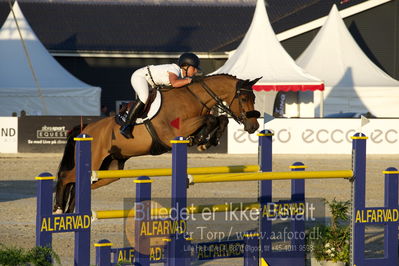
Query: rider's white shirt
146 64 181 87
131 63 181 103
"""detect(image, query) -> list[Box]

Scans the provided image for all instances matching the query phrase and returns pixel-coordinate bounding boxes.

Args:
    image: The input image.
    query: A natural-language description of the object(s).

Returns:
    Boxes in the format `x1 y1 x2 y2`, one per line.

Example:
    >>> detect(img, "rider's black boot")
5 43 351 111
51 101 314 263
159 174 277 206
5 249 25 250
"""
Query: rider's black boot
120 100 145 139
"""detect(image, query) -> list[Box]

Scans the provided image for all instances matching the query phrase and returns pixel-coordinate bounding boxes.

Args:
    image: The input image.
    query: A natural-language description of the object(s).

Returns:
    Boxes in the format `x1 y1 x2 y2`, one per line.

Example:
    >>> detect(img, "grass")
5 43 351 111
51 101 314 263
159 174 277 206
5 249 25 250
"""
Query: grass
0 245 60 266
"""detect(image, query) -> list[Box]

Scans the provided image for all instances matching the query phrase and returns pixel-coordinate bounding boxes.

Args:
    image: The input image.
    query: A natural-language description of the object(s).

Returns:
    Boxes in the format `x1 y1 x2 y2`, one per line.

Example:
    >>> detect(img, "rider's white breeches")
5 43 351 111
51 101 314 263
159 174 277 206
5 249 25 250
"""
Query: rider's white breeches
131 68 150 103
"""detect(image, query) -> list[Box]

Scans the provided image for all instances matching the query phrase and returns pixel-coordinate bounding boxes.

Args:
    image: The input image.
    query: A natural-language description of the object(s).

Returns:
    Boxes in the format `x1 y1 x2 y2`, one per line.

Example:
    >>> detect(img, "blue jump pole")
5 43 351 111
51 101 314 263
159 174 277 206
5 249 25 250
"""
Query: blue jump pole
351 133 367 266
95 239 113 266
35 134 92 266
290 162 306 262
74 135 92 266
351 133 399 265
36 172 55 248
243 231 260 266
259 130 273 265
169 137 191 266
135 176 152 266
259 129 306 265
382 168 399 265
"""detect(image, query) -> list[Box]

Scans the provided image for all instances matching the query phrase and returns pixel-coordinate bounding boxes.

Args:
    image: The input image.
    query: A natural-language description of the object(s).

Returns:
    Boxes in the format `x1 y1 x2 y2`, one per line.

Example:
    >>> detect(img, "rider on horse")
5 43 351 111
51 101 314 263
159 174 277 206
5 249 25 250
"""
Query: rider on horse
120 52 201 139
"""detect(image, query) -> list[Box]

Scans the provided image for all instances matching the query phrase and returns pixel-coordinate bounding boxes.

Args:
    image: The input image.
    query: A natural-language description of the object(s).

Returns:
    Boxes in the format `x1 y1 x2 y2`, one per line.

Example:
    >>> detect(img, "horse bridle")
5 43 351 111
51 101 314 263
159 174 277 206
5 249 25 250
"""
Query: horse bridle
234 86 261 123
192 79 260 124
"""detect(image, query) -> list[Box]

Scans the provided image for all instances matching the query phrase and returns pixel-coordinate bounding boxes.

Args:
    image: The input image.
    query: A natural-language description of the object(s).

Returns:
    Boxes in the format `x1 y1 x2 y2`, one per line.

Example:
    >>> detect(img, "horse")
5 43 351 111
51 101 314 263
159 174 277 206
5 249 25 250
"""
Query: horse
54 74 261 213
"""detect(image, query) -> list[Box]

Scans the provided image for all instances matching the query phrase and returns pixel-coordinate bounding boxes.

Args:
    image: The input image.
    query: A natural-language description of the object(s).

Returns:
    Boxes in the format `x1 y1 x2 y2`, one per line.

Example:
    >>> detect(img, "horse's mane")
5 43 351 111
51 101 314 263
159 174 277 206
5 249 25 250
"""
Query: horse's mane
204 73 238 80
159 73 239 90
187 73 239 85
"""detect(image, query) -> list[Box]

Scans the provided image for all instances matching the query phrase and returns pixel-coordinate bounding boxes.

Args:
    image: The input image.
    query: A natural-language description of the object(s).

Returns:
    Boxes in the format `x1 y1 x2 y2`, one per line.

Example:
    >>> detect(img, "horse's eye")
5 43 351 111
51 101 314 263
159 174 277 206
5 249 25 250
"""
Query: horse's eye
241 97 248 103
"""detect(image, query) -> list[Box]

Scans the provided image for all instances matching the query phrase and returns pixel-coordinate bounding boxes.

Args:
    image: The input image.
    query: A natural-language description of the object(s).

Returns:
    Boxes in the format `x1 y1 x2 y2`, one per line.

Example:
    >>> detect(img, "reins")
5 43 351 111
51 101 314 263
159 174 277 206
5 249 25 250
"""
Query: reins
185 86 211 115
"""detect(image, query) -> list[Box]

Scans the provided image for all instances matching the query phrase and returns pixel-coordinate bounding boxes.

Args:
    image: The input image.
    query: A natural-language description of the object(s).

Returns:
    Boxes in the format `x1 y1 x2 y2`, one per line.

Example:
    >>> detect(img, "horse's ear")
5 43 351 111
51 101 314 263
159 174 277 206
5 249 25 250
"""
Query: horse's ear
237 79 249 88
249 77 262 87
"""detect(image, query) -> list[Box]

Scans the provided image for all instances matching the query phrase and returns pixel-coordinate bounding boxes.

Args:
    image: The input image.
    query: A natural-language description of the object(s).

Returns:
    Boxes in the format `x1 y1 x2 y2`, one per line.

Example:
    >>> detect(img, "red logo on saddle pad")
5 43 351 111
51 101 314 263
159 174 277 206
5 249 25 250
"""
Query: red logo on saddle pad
170 118 180 129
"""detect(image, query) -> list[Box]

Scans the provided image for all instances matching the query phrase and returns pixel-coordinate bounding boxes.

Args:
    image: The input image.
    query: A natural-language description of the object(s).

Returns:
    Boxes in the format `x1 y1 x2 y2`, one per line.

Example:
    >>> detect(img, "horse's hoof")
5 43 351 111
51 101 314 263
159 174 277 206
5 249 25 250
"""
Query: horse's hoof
197 144 207 152
53 208 63 215
196 134 208 144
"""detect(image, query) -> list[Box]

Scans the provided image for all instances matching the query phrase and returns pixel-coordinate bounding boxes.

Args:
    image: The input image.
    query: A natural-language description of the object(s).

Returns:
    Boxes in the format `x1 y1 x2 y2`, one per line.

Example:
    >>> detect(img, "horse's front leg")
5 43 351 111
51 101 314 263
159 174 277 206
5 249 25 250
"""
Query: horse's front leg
209 115 229 146
194 114 219 144
198 115 229 151
172 115 215 144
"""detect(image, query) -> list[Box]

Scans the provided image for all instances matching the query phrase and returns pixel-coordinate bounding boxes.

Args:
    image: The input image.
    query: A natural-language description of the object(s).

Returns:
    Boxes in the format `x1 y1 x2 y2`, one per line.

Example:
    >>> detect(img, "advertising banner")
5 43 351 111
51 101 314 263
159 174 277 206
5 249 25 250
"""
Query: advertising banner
0 117 18 153
228 118 399 154
18 116 102 153
16 116 226 154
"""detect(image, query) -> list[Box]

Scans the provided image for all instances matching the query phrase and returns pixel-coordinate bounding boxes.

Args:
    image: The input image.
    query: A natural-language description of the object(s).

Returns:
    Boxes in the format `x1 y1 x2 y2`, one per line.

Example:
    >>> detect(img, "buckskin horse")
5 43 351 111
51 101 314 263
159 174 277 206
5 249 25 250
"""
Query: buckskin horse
54 74 261 213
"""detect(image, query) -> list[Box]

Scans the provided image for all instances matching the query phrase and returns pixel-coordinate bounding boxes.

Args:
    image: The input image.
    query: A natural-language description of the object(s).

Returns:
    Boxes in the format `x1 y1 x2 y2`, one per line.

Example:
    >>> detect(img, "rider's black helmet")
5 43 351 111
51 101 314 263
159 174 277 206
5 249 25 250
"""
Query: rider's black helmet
178 53 200 69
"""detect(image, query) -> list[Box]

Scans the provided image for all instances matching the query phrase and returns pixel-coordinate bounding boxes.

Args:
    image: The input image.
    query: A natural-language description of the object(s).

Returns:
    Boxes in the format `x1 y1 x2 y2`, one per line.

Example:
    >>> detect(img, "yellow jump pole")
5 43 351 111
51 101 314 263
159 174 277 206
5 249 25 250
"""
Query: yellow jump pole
93 202 260 220
190 170 354 184
92 165 259 180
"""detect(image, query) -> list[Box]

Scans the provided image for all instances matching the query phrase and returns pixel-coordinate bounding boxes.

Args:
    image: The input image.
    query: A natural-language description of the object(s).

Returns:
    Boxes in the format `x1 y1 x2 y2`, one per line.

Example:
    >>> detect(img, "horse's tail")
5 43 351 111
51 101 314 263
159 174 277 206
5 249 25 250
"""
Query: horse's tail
53 124 87 213
57 124 87 179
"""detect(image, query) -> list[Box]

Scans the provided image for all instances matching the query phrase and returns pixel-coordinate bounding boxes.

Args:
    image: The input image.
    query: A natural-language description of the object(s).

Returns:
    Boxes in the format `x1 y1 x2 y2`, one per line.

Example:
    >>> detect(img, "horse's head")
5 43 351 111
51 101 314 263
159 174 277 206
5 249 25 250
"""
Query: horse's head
230 77 261 133
197 74 260 134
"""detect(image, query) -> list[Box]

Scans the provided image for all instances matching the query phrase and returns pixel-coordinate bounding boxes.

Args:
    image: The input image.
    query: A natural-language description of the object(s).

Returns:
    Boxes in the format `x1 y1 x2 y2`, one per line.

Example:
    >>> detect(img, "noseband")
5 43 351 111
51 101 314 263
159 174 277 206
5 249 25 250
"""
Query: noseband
234 88 261 122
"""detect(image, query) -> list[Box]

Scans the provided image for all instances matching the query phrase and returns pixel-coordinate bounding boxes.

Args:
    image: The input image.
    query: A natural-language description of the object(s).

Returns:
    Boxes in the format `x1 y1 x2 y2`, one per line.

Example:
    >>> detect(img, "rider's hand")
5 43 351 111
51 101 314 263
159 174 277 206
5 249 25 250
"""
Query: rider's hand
190 75 203 83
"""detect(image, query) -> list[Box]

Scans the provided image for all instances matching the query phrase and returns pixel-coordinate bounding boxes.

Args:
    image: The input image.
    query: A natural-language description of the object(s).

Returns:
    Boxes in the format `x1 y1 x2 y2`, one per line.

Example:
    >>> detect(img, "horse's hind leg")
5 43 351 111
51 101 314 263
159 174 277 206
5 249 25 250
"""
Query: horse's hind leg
54 153 104 213
91 156 125 189
64 183 75 213
54 178 65 212
54 153 125 213
53 169 76 213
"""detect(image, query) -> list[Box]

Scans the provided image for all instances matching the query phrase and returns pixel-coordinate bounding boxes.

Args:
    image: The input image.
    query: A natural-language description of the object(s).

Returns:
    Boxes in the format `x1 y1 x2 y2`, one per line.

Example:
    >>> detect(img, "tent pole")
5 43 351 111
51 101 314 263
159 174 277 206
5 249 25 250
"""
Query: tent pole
320 90 324 117
297 92 300 117
9 1 48 115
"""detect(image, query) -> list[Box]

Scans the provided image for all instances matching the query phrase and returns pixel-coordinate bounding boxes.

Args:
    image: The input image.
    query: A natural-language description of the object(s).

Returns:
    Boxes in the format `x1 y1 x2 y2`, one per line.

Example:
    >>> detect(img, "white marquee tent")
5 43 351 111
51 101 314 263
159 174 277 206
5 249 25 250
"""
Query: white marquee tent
296 5 399 117
212 0 324 117
0 1 101 116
